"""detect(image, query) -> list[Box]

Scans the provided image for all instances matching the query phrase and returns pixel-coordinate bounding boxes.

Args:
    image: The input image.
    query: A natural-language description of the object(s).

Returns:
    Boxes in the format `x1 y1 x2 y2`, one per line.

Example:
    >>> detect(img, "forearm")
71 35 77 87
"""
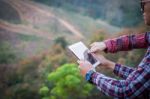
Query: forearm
91 67 149 98
98 62 135 79
104 33 148 53
99 60 135 80
113 64 135 79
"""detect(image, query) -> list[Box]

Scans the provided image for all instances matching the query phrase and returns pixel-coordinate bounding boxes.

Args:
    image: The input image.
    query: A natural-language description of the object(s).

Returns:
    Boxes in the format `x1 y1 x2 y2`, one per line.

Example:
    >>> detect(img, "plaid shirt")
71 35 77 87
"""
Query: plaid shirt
91 32 150 99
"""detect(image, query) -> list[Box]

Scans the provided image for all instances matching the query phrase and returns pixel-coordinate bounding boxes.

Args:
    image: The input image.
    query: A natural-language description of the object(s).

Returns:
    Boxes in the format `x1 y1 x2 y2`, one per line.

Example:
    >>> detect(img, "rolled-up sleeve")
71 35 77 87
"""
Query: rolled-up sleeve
104 33 149 53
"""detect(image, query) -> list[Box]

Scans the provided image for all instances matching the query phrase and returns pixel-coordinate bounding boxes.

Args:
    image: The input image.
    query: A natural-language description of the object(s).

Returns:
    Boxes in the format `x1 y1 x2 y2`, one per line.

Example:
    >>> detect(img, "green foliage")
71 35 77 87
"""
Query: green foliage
54 37 68 49
125 49 146 67
40 63 93 99
0 42 16 64
0 57 42 99
18 34 41 41
34 0 142 27
39 86 49 96
10 84 40 99
90 30 107 43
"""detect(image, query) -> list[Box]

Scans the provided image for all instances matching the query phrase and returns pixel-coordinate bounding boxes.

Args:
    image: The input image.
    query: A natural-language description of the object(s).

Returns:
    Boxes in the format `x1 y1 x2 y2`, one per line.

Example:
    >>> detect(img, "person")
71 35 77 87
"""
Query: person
78 0 150 98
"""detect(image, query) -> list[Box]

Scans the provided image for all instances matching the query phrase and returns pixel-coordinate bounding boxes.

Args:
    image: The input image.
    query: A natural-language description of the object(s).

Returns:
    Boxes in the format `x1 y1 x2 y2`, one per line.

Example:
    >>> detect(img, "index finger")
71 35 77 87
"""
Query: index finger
90 42 96 47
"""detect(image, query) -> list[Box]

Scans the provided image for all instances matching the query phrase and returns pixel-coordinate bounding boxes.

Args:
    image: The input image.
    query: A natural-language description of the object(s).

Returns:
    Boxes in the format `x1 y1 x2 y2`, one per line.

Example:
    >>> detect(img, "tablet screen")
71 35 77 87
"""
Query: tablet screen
68 42 98 65
83 50 97 65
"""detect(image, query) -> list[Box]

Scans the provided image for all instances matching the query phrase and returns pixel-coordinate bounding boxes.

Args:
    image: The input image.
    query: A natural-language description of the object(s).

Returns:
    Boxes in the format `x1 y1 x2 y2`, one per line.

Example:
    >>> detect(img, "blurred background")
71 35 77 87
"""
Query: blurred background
0 0 149 99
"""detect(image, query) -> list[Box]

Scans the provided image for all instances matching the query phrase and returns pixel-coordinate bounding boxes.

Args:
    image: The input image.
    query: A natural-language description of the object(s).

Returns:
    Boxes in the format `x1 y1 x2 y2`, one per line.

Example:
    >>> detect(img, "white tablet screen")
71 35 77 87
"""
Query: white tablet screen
68 42 98 65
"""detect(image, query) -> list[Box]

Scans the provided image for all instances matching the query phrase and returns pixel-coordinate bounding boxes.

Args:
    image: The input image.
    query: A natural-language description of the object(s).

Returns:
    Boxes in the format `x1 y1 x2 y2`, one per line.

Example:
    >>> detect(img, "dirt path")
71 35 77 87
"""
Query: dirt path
0 20 52 40
4 0 85 39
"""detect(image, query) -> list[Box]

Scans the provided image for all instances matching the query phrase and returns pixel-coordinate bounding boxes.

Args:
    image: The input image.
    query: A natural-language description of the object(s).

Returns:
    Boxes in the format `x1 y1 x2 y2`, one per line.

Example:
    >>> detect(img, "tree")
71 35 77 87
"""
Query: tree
39 64 93 99
54 36 68 49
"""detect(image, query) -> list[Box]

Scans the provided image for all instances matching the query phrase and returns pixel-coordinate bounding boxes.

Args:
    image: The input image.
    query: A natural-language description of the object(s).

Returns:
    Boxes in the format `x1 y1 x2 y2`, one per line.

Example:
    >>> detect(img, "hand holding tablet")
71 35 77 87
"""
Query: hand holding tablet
68 41 100 68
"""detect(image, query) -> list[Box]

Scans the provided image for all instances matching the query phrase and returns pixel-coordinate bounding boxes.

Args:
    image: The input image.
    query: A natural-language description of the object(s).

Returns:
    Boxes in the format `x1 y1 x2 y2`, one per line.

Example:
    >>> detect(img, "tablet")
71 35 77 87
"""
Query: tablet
68 41 100 68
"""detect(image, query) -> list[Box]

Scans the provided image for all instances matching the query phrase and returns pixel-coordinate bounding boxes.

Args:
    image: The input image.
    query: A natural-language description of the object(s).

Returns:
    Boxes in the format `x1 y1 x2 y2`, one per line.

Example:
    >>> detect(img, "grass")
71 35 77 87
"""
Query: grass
49 7 121 38
17 33 41 41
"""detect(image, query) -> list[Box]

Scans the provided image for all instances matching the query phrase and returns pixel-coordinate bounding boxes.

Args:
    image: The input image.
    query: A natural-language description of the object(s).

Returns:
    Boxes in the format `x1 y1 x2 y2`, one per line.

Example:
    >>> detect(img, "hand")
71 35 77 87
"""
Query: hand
92 54 115 70
77 60 93 77
89 42 106 53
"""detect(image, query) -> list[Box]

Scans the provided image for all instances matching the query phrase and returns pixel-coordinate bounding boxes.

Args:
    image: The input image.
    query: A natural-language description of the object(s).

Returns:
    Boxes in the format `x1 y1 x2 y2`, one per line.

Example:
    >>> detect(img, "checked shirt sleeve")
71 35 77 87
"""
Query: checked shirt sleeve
91 65 150 98
113 64 135 79
104 33 149 53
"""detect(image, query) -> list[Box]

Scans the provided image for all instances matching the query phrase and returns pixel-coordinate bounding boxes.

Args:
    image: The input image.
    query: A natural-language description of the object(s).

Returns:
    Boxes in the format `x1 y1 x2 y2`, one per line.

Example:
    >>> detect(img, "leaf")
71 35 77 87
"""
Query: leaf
39 86 49 95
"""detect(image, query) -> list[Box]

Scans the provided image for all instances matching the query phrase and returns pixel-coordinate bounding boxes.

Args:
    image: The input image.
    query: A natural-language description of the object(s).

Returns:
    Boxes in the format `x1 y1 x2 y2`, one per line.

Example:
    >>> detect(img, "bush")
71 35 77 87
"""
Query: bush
0 42 16 64
39 63 93 99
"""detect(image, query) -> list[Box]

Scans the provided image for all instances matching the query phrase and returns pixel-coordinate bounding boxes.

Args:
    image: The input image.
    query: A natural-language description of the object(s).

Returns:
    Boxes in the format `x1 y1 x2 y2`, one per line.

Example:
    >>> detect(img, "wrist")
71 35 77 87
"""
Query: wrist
85 70 95 83
101 42 107 50
107 61 115 70
103 41 108 52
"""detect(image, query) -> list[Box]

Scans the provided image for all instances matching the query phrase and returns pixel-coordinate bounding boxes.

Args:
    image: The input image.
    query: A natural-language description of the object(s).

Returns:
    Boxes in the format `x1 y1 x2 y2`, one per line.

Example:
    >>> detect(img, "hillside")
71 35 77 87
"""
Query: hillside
0 0 122 58
0 0 147 99
34 0 143 27
0 0 21 24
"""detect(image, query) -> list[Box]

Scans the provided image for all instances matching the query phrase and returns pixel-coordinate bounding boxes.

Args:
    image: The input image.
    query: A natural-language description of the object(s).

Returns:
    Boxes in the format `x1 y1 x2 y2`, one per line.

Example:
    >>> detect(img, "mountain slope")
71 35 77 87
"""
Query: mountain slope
0 0 122 58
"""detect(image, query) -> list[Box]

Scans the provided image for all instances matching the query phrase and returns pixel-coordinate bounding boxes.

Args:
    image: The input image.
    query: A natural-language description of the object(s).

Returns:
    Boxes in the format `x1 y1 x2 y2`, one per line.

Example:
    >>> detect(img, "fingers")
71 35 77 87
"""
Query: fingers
89 42 100 53
91 53 99 60
92 53 103 58
77 60 84 67
89 42 106 53
90 42 96 47
77 60 91 67
91 53 96 57
89 46 98 53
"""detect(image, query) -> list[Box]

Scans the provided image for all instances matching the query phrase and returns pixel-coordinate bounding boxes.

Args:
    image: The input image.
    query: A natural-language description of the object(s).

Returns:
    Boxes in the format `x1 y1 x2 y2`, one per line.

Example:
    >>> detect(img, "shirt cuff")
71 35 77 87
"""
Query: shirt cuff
104 40 112 53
